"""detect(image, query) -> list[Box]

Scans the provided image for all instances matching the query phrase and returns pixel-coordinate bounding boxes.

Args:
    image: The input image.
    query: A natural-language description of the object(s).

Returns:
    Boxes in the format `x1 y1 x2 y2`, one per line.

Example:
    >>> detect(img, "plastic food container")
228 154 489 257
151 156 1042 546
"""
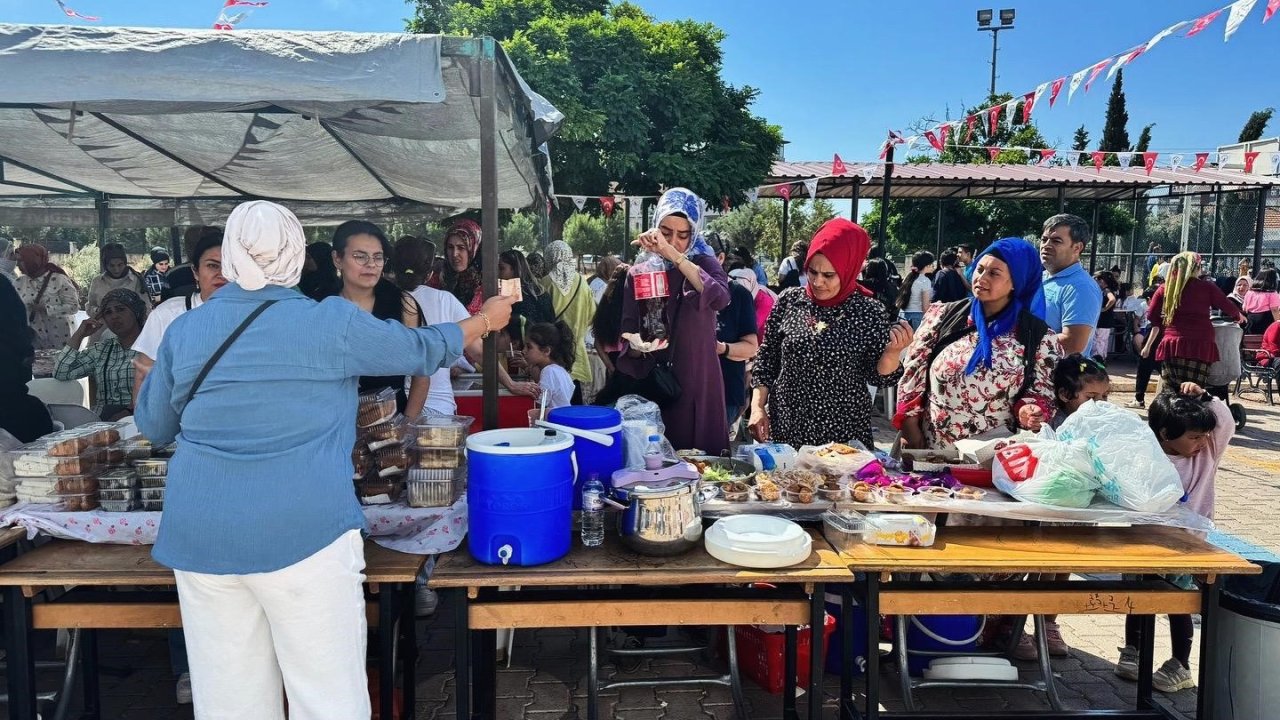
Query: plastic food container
719 482 752 502
851 482 886 504
357 388 398 428
99 498 140 512
863 513 936 547
413 447 464 469
406 468 459 507
953 485 988 501
358 480 401 504
816 483 847 502
152 443 177 459
140 499 165 511
883 485 916 504
97 468 139 490
51 493 99 512
822 510 866 553
783 486 816 504
410 415 474 448
54 475 98 494
132 459 168 478
362 415 406 451
139 487 166 502
373 444 409 477
9 444 102 477
900 449 957 473
139 475 166 488
98 487 138 502
120 437 153 461
914 486 954 503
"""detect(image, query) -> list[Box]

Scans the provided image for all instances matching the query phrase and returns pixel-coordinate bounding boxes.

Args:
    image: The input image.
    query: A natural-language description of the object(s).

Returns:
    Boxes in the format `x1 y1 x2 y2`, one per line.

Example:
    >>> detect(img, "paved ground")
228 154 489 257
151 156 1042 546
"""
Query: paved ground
8 361 1280 719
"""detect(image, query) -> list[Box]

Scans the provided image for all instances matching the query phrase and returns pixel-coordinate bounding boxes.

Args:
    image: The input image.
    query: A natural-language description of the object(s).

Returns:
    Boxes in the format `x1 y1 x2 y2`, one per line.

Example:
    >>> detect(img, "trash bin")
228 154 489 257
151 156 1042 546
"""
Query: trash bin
1213 561 1280 720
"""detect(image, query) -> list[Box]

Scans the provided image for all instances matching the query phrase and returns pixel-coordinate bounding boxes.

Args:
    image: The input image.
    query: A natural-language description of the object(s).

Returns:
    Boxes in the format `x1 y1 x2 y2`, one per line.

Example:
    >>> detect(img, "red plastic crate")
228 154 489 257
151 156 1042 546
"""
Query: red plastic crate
733 614 837 694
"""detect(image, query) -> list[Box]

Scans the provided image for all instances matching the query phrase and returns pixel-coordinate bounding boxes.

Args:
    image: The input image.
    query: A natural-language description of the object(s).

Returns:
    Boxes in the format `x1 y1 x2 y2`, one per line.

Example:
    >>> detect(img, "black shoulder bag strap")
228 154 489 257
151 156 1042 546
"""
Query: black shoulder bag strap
183 300 279 410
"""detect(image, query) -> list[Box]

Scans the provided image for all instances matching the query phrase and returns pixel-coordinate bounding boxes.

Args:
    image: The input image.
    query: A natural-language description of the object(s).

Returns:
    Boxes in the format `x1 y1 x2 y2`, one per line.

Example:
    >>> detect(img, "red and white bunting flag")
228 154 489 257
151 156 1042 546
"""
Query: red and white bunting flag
1225 0 1260 40
1092 151 1106 172
1244 151 1261 173
924 130 943 152
599 196 616 216
904 135 920 152
1108 45 1147 81
746 188 759 204
1147 21 1189 52
1065 152 1081 168
1049 77 1066 107
1004 97 1020 129
859 165 876 184
1032 82 1050 110
987 147 1001 163
1143 152 1159 175
225 0 269 6
1267 0 1280 22
1218 153 1230 170
1039 149 1056 165
1021 91 1036 124
988 104 1003 135
803 178 819 199
1270 152 1280 175
54 0 99 21
1084 58 1112 93
1186 9 1225 37
1067 67 1089 102
832 154 848 176
878 140 891 160
889 130 907 145
777 184 792 202
939 123 952 148
1170 153 1185 171
965 114 978 142
1118 151 1135 169
1194 152 1210 172
570 195 587 211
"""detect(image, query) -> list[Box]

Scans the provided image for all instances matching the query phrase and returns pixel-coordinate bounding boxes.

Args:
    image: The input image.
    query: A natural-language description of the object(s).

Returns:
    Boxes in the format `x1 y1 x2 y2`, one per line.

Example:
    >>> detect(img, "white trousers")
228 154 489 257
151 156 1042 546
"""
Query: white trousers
174 529 371 720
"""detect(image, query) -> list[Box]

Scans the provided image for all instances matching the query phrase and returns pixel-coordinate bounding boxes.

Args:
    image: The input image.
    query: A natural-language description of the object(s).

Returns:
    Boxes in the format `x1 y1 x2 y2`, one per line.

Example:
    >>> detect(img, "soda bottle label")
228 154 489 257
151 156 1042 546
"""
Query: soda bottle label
583 491 604 512
633 271 669 300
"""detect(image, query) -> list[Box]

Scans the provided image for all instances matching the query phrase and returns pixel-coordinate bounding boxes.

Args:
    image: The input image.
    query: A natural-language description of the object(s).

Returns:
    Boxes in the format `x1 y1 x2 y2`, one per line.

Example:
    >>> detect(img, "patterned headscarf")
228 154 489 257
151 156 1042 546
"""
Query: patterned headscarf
15 244 76 288
965 237 1046 375
445 220 483 265
652 188 714 268
1161 251 1203 323
441 219 484 307
729 267 759 298
545 241 577 294
221 201 306 291
98 288 148 327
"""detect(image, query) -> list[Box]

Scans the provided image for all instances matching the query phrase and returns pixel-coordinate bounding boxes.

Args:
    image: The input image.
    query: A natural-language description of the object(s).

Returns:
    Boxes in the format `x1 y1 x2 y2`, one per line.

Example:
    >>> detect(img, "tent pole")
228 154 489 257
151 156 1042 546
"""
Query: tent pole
935 199 944 258
878 142 895 256
169 227 182 265
1210 187 1223 275
1057 185 1066 213
850 179 861 224
95 194 109 246
1253 186 1270 273
1089 199 1100 274
477 38 500 430
781 197 790 251
1124 195 1139 287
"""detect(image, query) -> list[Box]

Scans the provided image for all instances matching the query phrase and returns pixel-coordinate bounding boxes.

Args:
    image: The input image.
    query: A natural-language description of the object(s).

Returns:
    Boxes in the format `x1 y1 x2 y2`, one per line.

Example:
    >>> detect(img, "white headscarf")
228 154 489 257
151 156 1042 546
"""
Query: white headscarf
545 240 577 295
221 201 305 291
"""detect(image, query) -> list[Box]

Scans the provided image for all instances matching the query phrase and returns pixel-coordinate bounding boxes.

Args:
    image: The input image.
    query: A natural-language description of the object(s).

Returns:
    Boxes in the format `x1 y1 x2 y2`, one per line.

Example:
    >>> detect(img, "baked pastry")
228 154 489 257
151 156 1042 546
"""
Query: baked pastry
414 448 463 469
816 443 859 458
53 493 99 512
13 453 97 477
954 486 987 500
54 476 98 494
357 390 397 428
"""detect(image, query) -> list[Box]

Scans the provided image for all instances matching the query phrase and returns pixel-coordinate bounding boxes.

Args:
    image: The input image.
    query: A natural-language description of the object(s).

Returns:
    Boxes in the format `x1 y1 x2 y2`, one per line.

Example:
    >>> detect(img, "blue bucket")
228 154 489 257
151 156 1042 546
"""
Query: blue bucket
547 406 624 509
905 614 983 676
466 428 576 566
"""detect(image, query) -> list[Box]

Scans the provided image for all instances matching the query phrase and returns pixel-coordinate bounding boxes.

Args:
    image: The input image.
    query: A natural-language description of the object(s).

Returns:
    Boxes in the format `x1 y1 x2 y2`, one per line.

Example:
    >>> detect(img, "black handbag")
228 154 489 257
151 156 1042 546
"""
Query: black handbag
638 360 681 407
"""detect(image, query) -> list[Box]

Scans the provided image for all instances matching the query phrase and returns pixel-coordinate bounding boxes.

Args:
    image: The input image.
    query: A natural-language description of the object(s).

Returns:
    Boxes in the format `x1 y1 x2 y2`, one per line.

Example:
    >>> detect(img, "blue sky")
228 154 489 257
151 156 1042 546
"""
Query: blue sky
3 0 1278 164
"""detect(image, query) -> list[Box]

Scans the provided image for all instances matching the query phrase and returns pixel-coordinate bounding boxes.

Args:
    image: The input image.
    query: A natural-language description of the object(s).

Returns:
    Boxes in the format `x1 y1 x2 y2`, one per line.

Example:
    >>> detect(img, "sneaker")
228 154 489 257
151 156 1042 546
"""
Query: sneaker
1012 632 1038 661
1043 621 1069 657
175 673 192 705
615 634 644 673
1114 645 1139 681
1125 399 1145 409
1152 658 1195 693
415 587 439 618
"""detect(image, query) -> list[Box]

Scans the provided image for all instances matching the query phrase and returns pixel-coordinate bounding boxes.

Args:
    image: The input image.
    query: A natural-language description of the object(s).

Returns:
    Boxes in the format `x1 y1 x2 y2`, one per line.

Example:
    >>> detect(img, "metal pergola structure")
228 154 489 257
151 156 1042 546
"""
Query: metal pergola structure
763 154 1280 281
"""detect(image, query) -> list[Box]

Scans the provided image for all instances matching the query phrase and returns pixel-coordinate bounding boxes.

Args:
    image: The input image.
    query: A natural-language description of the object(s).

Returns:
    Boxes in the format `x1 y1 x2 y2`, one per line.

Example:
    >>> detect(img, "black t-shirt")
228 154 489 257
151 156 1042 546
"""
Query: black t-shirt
717 283 758 408
932 267 969 304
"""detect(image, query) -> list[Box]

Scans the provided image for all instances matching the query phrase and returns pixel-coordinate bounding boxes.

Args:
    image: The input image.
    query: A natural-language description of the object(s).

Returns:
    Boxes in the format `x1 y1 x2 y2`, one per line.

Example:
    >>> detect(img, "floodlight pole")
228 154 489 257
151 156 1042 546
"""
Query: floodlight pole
977 14 1014 97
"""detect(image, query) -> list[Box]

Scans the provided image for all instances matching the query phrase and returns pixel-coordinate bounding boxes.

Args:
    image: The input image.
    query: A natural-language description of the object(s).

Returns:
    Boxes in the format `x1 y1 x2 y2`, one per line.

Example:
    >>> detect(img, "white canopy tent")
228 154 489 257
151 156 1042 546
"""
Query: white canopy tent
0 23 562 227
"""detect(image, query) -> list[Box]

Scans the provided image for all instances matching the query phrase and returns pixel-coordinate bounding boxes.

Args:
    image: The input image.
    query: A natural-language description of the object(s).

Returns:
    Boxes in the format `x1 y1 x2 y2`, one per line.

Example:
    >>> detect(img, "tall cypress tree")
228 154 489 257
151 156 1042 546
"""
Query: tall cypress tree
1072 125 1090 151
1134 123 1155 153
1099 69 1130 165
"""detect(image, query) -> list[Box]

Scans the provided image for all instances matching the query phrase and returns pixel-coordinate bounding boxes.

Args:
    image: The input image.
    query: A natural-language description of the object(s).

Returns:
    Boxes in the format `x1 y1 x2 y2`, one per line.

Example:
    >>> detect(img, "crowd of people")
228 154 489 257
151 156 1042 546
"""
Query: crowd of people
0 188 1272 708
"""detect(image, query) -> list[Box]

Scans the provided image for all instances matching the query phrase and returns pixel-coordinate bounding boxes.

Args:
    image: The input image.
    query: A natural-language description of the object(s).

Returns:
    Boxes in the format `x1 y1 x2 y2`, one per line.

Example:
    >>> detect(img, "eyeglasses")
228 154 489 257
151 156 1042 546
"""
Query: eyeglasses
348 252 386 266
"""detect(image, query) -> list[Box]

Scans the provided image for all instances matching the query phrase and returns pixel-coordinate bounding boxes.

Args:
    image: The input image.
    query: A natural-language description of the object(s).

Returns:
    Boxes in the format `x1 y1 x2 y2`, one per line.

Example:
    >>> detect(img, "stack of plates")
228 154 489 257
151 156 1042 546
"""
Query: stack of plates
704 515 811 568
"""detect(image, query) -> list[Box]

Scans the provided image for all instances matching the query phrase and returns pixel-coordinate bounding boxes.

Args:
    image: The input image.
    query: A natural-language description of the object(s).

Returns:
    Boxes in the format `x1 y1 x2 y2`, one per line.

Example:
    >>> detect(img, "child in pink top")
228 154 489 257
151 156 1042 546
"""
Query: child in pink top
1114 382 1233 694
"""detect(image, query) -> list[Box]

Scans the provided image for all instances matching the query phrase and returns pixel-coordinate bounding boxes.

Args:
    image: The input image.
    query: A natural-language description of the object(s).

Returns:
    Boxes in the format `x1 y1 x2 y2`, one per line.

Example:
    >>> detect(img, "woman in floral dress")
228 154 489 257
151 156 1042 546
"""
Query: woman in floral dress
749 219 913 450
14 244 80 350
896 237 1060 451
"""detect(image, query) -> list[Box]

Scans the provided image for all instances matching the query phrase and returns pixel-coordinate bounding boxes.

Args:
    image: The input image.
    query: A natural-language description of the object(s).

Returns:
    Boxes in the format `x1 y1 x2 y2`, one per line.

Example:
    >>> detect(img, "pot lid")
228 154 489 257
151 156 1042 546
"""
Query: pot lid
614 476 697 499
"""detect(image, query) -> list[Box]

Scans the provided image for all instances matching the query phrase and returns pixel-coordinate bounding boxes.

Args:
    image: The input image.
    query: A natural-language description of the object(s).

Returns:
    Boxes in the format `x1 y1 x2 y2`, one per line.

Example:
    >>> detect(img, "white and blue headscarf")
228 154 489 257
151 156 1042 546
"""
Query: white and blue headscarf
652 188 715 268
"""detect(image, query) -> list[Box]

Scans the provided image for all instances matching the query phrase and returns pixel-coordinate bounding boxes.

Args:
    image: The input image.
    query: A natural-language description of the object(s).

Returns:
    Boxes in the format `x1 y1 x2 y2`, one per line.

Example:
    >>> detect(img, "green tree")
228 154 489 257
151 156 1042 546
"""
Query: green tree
408 0 783 204
707 199 835 268
1134 123 1155 153
1099 70 1130 164
562 212 627 259
501 212 538 252
1072 125 1090 152
1238 107 1275 142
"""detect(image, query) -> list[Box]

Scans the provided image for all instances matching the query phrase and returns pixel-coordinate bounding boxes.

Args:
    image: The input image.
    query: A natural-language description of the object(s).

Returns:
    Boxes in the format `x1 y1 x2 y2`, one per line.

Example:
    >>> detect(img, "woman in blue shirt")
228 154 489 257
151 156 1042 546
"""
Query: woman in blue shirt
137 201 514 719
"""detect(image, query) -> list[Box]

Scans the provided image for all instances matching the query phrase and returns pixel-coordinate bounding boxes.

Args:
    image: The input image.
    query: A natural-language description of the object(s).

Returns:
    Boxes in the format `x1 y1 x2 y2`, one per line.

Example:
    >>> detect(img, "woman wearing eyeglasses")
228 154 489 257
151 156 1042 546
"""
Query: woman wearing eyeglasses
332 220 430 418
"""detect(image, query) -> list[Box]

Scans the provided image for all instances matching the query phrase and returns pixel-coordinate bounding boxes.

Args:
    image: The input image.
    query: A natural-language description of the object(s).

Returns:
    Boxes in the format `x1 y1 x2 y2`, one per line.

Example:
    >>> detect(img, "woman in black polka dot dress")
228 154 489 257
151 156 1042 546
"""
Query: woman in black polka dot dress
749 219 913 450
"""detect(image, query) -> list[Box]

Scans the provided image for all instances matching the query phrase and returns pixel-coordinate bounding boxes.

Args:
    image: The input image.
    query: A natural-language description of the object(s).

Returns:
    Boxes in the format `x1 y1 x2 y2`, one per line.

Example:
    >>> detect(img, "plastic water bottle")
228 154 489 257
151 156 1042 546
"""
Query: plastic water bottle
643 434 666 470
581 475 605 547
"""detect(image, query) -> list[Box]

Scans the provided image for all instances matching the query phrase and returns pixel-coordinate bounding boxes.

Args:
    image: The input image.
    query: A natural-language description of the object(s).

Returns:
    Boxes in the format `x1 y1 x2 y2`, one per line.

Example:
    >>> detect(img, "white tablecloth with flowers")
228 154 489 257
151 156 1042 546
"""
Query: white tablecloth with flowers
0 498 468 555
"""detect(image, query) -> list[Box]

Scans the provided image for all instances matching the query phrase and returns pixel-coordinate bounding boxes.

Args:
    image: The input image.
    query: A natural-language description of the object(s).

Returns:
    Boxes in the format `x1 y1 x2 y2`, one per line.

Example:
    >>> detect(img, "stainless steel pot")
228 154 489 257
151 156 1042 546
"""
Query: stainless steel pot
609 477 706 556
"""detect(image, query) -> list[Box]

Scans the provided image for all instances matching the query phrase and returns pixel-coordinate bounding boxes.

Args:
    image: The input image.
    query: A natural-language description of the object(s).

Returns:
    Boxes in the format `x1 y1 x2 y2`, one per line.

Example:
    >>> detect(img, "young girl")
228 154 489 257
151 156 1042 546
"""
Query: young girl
525 321 578 411
895 250 935 330
1114 382 1233 693
1049 354 1111 430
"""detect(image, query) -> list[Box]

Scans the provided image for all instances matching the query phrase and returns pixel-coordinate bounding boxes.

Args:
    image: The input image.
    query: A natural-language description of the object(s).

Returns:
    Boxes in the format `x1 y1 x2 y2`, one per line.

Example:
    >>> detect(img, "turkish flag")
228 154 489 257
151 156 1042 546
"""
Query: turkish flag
1194 152 1210 172
1185 9 1224 37
778 184 792 202
1267 0 1280 22
988 104 1003 135
925 130 942 152
1245 151 1261 173
1049 77 1066 107
599 196 615 217
987 147 1001 163
1143 152 1159 176
1092 151 1106 172
965 114 978 142
939 124 952 148
1039 149 1056 165
1021 92 1036 124
832 154 848 176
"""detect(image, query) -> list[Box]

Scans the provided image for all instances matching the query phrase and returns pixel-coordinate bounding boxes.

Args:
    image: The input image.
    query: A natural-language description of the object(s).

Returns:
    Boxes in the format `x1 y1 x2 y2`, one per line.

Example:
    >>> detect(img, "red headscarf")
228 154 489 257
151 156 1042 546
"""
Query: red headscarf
804 218 874 307
15 244 75 287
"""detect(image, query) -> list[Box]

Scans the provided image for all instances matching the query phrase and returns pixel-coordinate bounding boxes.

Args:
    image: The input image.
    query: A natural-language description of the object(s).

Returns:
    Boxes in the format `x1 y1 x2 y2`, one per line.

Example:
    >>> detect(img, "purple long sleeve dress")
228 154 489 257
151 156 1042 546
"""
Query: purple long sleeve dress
617 254 731 455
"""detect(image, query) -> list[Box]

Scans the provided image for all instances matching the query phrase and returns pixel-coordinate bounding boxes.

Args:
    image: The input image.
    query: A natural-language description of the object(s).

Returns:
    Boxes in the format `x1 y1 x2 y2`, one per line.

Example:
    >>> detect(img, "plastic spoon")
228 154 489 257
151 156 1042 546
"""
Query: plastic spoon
539 388 550 422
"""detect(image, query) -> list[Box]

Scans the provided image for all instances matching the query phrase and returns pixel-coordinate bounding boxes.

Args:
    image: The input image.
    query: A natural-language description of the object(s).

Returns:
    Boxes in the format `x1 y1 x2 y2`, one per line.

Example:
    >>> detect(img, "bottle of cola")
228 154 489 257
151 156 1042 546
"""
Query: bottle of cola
630 251 670 343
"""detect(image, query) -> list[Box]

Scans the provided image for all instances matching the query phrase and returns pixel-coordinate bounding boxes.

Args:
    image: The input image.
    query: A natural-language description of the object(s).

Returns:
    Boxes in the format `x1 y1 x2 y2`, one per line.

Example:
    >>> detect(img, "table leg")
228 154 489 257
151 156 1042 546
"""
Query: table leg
378 585 396 720
863 573 880 720
783 625 798 720
587 627 600 720
1136 613 1155 710
82 628 101 720
454 588 471 720
808 583 825 720
1196 580 1221 720
401 584 418 720
840 584 859 720
3 585 36 720
474 628 497 719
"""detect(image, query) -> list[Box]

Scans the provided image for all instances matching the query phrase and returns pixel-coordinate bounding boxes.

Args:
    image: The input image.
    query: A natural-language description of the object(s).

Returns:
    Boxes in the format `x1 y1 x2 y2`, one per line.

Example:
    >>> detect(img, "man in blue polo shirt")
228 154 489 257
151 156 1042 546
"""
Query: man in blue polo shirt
1040 214 1102 356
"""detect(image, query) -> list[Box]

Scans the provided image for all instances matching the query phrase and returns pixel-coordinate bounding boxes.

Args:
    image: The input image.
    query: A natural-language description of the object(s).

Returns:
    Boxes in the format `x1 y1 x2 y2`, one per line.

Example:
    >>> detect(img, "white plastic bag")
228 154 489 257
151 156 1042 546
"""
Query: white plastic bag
1055 400 1184 513
615 394 678 469
992 439 1099 508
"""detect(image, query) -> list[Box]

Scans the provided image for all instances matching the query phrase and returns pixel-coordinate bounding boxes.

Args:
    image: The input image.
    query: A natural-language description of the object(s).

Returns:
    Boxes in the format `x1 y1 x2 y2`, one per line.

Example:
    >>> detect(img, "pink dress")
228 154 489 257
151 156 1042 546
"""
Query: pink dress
753 291 775 341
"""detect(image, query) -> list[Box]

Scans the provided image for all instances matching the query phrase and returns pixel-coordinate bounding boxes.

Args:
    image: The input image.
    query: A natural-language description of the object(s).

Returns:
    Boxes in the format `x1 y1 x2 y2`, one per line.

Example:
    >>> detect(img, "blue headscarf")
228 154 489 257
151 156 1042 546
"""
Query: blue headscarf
964 237 1047 375
652 188 715 268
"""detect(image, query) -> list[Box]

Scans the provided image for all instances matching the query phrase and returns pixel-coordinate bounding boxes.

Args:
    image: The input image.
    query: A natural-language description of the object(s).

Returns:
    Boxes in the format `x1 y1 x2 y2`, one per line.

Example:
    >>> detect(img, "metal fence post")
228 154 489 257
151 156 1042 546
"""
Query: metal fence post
476 37 500 430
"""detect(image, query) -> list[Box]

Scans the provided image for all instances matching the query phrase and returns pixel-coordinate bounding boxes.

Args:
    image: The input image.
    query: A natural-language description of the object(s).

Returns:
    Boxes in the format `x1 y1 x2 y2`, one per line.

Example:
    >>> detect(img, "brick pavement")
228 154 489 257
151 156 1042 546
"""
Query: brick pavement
7 383 1278 719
